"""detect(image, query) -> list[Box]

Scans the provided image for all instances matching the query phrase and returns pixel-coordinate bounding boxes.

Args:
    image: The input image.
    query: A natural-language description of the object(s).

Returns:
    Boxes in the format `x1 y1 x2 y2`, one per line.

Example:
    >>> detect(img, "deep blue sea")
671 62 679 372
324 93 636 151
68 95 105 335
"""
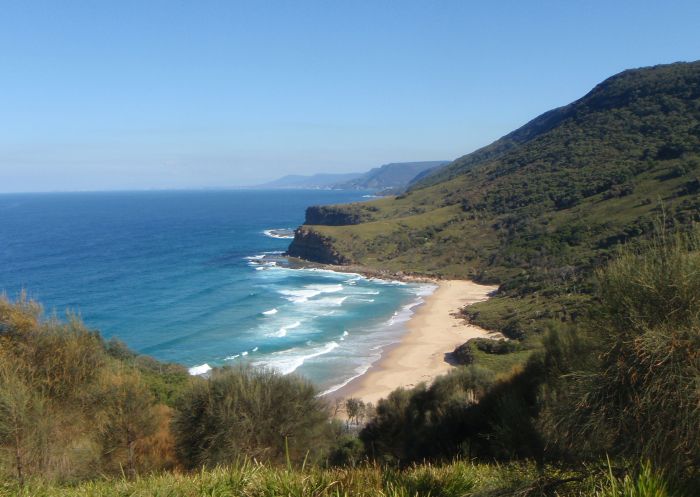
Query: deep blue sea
0 190 433 393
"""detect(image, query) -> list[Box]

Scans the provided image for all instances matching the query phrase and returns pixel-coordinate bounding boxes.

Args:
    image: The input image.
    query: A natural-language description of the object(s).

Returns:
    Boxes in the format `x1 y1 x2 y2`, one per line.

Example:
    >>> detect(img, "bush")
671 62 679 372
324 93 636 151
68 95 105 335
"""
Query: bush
557 227 700 478
172 366 334 468
360 366 496 464
472 337 520 354
0 296 175 481
450 342 475 365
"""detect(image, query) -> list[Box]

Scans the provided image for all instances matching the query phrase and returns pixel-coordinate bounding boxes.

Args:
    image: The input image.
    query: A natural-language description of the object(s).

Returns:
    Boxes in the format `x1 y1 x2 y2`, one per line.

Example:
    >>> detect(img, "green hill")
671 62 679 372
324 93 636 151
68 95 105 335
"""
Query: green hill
331 161 449 191
288 61 700 337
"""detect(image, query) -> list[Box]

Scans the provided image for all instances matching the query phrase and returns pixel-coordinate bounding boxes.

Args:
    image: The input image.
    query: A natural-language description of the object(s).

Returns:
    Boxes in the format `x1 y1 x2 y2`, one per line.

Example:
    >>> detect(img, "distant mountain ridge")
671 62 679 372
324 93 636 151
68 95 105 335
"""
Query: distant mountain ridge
254 172 363 189
332 161 449 191
256 161 449 192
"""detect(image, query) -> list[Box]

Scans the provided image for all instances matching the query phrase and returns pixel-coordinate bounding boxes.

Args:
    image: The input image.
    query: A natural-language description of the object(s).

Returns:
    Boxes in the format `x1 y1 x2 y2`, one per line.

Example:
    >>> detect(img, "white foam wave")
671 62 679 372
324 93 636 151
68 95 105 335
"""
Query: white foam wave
254 341 340 375
262 308 278 316
252 346 259 352
352 289 380 295
188 363 212 376
412 284 438 296
270 321 301 338
263 228 295 239
279 289 322 303
308 296 347 306
369 278 407 286
305 283 343 293
242 351 248 356
225 354 240 360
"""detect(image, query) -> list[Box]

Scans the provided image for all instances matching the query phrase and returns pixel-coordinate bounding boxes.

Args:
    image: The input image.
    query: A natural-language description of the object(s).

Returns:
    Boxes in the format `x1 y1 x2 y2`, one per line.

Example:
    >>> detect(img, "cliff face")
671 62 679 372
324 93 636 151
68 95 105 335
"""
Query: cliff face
286 227 350 264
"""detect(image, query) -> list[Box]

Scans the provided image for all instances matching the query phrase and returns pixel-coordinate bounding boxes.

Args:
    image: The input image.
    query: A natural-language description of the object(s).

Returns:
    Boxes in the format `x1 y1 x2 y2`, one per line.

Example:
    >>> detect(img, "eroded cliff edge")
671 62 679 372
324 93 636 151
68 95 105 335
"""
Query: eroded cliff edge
286 226 350 265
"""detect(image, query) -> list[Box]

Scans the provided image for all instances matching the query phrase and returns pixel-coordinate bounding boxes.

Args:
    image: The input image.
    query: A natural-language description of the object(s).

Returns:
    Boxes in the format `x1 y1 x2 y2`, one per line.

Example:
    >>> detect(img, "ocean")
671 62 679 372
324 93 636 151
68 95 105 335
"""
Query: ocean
0 190 434 394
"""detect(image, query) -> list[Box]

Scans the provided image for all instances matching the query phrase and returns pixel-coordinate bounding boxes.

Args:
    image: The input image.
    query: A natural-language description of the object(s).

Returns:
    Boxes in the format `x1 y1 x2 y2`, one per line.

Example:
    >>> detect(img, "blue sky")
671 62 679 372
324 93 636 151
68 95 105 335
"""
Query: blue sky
1 1 698 192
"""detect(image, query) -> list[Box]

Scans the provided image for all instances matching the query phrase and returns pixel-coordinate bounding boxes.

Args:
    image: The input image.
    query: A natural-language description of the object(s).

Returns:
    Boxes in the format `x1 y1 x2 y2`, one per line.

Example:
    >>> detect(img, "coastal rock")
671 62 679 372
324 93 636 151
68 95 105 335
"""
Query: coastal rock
287 227 351 264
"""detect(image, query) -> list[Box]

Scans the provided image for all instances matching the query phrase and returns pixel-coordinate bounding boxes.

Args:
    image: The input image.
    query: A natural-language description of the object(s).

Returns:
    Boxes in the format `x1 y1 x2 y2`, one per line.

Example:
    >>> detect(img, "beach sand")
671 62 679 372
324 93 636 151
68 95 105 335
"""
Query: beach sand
331 280 502 405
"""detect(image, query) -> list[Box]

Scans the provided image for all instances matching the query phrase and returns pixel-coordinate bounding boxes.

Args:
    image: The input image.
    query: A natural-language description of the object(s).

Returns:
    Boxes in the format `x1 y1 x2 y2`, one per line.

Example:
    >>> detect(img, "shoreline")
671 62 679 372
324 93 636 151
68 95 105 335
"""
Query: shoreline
284 256 439 283
328 279 502 405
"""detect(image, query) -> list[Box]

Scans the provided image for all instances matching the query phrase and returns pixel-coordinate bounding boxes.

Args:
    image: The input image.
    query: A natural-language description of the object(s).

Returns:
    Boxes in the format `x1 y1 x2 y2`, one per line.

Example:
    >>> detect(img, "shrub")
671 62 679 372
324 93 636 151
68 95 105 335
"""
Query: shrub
557 227 700 477
172 366 334 468
0 296 174 481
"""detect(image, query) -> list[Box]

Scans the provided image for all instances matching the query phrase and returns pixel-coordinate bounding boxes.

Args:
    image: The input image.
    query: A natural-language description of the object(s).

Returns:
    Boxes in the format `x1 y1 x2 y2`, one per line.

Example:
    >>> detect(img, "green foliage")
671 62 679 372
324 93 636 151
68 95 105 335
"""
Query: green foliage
0 358 47 486
360 366 497 463
0 296 173 481
0 459 548 497
450 341 475 365
96 367 158 477
595 461 678 497
105 338 190 406
172 366 334 468
327 435 365 468
10 459 690 497
553 227 700 477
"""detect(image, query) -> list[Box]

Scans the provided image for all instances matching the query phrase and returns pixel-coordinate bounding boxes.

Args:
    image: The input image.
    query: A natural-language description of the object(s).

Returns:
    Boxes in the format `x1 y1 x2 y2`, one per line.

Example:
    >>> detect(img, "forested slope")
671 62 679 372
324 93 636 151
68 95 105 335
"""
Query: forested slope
288 61 700 337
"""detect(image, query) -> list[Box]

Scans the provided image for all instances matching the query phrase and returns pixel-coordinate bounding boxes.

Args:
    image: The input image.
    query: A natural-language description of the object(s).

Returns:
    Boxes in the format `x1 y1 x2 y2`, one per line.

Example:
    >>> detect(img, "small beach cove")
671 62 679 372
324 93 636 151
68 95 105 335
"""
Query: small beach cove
329 279 502 404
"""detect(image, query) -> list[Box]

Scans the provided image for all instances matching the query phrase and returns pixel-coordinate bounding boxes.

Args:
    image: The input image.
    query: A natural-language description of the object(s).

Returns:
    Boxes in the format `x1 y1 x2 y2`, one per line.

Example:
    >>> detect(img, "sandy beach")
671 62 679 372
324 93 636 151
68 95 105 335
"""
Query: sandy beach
332 280 502 405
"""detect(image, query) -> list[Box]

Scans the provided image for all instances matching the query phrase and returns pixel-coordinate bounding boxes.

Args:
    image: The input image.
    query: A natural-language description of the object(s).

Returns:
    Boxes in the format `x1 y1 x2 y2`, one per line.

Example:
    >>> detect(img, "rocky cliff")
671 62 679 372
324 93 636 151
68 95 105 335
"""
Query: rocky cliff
286 227 350 265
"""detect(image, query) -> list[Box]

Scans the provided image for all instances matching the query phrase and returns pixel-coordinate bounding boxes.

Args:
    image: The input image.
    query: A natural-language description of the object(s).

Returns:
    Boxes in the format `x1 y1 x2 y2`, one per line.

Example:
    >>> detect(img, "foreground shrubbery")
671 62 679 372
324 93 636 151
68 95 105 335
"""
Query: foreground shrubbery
1 459 686 497
173 367 335 468
549 228 700 475
360 226 699 483
0 298 169 482
0 298 339 482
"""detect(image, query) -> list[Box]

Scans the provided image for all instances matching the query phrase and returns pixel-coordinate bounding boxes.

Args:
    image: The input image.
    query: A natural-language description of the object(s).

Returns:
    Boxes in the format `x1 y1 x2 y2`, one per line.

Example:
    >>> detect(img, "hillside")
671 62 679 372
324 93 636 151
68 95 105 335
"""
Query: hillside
255 172 362 189
288 61 700 337
332 161 449 191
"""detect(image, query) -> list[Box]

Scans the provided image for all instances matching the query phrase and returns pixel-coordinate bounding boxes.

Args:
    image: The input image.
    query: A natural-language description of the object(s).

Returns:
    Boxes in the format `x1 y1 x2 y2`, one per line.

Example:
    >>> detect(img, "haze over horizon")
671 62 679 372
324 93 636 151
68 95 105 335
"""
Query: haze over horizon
2 0 699 193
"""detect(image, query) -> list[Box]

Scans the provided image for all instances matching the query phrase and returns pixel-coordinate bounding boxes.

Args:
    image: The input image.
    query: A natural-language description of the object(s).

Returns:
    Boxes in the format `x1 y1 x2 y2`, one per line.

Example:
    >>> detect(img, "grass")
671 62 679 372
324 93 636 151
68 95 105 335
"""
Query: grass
0 460 518 497
5 460 687 497
470 348 534 376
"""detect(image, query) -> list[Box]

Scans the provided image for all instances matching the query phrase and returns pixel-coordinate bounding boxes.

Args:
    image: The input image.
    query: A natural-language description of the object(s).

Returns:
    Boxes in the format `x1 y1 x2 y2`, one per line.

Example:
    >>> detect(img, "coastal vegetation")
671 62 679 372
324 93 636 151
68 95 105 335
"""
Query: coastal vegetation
1 61 699 495
288 61 700 344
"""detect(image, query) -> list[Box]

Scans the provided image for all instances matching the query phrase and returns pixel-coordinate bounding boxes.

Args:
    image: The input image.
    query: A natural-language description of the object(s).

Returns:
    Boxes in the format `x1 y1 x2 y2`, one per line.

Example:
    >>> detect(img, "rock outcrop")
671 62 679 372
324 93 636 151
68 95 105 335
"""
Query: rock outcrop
286 227 350 265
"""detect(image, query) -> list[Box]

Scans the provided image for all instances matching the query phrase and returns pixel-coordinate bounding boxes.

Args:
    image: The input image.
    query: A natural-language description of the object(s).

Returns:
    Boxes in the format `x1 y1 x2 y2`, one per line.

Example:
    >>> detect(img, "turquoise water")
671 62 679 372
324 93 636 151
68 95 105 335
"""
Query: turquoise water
0 190 433 393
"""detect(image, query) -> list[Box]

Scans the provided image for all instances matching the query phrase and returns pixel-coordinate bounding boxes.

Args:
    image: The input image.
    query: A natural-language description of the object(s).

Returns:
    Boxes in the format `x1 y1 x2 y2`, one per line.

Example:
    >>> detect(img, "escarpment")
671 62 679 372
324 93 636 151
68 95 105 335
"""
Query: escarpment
286 227 351 265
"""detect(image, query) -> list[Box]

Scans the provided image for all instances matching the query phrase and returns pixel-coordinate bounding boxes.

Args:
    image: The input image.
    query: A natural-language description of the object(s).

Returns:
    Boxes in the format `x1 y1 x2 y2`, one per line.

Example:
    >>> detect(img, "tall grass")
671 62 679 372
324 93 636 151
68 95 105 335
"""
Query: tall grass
0 460 541 497
594 461 677 497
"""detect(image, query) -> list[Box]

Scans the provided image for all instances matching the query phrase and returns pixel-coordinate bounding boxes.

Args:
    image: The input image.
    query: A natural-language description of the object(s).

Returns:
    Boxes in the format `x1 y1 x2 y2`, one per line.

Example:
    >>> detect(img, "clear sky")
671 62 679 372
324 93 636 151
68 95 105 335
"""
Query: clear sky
1 0 698 192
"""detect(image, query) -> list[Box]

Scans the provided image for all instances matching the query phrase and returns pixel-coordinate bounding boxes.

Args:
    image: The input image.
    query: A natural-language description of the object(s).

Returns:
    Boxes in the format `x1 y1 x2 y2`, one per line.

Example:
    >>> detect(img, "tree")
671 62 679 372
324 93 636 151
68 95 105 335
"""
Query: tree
345 398 366 426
